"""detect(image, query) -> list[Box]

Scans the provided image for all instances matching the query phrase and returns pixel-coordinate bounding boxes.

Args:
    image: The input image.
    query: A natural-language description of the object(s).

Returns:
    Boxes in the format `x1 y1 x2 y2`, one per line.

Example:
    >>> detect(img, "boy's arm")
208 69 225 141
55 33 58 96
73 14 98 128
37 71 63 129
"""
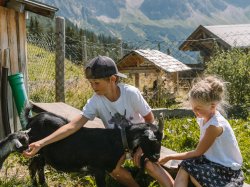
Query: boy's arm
143 111 155 123
23 114 88 157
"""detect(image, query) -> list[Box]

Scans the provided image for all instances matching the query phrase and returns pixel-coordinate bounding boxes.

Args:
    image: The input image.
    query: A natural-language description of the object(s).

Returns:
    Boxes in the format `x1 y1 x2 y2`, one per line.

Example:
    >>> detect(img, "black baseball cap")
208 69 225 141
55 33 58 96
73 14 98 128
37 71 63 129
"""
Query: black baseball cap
85 56 127 79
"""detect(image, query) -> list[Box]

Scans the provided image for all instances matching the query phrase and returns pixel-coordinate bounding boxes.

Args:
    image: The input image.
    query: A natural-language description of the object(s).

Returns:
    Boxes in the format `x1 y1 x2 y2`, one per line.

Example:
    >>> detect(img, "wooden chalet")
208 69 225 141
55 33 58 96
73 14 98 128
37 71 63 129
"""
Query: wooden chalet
0 0 58 138
117 49 191 90
179 24 250 62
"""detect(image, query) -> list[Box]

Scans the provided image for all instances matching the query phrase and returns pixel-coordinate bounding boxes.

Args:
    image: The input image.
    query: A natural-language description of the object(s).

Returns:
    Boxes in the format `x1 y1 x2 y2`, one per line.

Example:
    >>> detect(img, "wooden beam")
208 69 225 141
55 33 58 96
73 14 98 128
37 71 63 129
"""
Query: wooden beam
6 0 58 18
0 7 8 63
7 8 19 74
119 66 159 74
120 69 159 74
30 101 104 128
16 11 28 92
135 73 139 89
6 0 25 13
55 16 65 102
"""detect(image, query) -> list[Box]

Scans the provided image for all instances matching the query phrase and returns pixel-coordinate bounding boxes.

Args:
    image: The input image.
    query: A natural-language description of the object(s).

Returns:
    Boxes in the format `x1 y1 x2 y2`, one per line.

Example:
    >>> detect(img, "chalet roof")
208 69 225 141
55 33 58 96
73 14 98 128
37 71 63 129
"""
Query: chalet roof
117 49 191 73
3 0 58 18
179 24 250 51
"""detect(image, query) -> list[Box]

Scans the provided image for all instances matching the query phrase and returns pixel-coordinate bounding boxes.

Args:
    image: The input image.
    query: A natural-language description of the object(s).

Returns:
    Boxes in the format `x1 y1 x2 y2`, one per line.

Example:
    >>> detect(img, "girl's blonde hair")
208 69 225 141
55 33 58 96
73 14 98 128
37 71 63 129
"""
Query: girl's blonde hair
189 76 228 112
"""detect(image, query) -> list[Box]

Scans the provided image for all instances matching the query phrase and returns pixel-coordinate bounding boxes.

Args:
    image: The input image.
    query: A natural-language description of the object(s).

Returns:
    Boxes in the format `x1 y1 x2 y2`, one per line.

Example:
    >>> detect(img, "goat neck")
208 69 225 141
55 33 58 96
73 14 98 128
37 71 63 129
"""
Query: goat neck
126 123 163 164
126 123 159 152
119 126 132 159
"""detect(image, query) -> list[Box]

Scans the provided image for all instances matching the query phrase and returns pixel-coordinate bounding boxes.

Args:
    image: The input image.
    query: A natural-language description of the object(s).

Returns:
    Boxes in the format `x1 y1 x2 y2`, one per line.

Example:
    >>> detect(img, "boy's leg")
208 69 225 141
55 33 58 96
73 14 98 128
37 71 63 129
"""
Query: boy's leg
145 161 174 187
173 167 189 187
110 154 139 187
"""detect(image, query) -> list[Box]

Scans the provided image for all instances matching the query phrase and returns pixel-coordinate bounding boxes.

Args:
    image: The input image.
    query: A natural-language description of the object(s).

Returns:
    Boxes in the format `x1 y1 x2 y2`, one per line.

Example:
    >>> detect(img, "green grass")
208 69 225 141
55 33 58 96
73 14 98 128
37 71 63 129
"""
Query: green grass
27 44 93 109
1 117 249 186
0 154 159 187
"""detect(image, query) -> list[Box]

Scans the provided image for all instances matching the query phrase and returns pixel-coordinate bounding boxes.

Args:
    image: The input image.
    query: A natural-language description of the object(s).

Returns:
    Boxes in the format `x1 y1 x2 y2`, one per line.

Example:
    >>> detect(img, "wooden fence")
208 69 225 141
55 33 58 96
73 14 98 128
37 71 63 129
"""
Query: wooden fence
0 6 28 139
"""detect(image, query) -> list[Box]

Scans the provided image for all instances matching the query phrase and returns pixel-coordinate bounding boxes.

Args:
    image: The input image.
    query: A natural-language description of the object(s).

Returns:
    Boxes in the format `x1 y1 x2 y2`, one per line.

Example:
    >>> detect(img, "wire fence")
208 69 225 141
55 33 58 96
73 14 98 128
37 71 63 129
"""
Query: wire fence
26 31 246 109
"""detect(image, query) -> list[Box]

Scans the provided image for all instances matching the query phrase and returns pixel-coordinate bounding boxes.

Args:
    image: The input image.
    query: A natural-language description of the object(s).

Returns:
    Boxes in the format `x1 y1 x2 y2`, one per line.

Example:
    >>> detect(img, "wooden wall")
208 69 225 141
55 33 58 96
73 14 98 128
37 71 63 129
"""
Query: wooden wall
0 6 28 138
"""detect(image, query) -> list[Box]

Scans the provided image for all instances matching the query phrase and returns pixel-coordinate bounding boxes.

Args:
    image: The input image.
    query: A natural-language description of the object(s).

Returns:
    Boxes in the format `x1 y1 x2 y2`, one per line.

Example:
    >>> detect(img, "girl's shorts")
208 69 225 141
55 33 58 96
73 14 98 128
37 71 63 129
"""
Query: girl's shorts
180 156 244 187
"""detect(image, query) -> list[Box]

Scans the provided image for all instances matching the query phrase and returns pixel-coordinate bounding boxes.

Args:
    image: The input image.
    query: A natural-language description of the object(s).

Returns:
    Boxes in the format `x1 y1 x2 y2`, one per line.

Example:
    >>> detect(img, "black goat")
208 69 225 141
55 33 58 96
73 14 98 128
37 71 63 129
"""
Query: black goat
0 106 164 187
0 131 29 169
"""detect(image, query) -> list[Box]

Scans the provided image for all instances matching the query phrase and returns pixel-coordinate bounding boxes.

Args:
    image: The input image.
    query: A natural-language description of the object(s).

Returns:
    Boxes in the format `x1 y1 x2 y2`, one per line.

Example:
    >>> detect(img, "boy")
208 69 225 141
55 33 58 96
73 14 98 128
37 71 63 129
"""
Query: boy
24 56 174 187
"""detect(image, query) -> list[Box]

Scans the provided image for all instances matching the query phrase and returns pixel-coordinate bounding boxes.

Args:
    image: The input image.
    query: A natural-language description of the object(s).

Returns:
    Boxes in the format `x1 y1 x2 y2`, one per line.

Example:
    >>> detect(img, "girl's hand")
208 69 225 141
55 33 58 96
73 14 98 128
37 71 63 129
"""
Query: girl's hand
23 141 43 158
158 156 171 165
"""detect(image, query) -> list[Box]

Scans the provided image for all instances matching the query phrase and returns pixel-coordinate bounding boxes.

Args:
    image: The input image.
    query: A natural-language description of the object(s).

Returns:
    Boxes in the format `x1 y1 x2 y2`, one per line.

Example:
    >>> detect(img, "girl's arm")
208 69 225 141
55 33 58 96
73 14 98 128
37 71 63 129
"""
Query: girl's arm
159 125 222 164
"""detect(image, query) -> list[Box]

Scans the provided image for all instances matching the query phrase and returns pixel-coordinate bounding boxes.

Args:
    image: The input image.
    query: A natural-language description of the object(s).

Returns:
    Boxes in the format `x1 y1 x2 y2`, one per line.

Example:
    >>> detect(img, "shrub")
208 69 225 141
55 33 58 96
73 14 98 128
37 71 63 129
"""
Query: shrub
205 48 250 119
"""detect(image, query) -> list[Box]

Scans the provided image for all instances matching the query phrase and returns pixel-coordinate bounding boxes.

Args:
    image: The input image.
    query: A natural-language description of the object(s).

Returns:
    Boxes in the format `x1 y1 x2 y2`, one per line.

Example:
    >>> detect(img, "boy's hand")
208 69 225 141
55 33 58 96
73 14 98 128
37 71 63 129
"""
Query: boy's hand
133 147 143 168
23 141 43 158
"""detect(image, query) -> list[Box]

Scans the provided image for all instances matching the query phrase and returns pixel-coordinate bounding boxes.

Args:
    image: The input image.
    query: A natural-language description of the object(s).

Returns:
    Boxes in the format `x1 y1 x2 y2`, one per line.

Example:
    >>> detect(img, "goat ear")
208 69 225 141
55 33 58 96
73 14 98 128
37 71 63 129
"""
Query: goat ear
157 112 164 133
13 139 23 149
144 130 157 141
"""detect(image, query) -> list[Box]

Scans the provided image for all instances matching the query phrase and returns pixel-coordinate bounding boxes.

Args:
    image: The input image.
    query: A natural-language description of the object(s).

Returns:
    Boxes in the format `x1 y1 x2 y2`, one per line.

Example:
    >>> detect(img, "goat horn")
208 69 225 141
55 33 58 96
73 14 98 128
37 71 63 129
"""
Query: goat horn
21 128 31 134
158 112 164 133
13 139 23 149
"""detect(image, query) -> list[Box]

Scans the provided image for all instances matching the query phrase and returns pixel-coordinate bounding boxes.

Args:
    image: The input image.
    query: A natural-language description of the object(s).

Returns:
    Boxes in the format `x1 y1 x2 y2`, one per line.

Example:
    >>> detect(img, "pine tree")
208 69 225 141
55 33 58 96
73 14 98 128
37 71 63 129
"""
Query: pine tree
29 16 35 34
34 17 43 34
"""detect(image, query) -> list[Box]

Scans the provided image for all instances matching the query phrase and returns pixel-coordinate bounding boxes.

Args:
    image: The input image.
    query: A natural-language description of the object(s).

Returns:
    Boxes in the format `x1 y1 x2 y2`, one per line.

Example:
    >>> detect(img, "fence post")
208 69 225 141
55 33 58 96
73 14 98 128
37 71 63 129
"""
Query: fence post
55 16 65 102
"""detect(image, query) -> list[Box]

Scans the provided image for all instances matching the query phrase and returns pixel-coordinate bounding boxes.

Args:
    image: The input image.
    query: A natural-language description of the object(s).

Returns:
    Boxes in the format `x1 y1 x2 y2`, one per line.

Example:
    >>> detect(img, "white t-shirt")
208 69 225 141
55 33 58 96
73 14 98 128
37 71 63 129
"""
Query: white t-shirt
197 111 243 170
81 83 151 128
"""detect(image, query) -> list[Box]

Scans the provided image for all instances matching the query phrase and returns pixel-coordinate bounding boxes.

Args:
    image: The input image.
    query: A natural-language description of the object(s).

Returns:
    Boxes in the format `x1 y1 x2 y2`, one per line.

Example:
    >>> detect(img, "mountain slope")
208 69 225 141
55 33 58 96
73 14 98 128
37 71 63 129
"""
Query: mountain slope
37 0 250 41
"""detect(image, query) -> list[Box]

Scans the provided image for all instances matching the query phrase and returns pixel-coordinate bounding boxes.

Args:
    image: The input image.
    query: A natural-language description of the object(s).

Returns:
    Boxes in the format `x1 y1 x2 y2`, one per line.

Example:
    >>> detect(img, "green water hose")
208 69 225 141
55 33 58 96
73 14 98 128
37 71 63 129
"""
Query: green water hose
8 73 28 129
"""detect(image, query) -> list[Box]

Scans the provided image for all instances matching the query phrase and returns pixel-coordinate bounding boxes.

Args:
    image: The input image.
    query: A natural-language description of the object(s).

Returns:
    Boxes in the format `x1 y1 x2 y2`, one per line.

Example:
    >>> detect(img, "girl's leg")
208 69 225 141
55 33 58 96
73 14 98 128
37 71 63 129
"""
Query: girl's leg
190 176 202 187
174 167 202 187
174 167 189 187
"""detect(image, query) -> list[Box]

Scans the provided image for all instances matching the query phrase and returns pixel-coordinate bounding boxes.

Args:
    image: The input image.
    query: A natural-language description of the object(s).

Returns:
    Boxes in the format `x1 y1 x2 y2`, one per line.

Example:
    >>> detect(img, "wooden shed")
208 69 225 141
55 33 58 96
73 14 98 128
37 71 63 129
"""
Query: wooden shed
117 49 191 90
0 0 58 138
179 24 250 62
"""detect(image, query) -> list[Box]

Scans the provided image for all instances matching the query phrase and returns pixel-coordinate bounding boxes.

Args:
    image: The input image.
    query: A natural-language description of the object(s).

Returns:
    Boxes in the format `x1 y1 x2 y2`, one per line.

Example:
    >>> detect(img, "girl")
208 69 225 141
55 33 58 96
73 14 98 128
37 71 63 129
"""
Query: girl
159 76 244 187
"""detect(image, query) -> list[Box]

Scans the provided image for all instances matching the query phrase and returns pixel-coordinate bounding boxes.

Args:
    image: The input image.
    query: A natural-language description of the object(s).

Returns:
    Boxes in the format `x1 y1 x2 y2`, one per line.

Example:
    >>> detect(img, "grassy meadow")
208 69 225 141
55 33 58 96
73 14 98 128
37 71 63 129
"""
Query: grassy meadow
0 117 249 186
